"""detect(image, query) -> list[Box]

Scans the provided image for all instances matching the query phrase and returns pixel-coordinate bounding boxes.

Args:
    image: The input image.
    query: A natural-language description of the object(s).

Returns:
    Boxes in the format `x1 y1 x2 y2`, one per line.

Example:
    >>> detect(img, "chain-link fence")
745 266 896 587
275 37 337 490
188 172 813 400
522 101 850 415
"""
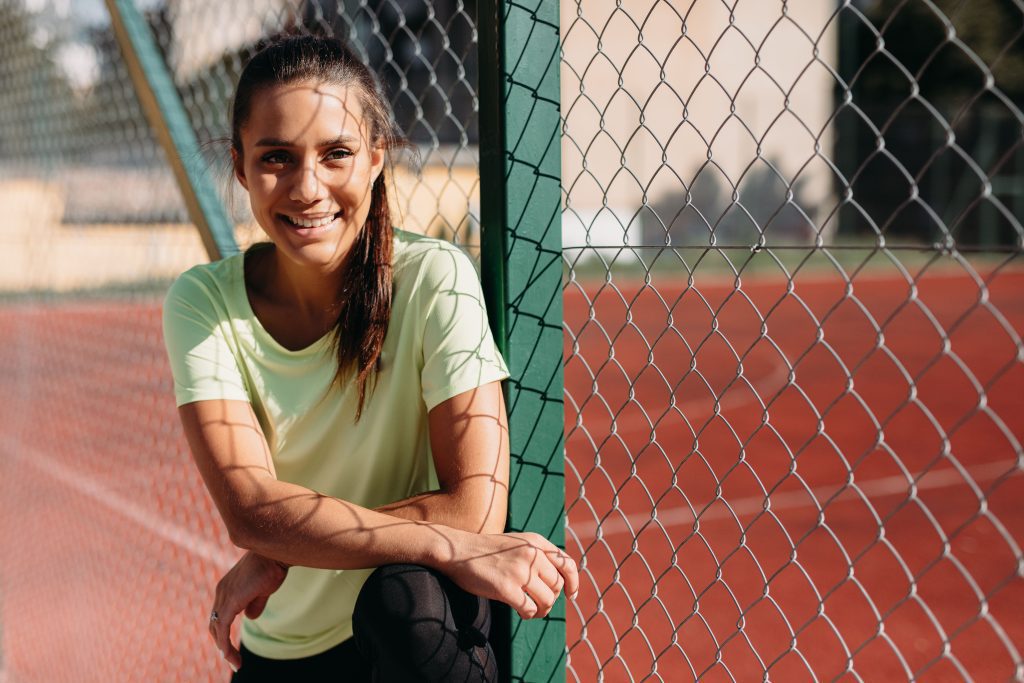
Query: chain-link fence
0 0 483 680
562 1 1023 681
3 0 1023 681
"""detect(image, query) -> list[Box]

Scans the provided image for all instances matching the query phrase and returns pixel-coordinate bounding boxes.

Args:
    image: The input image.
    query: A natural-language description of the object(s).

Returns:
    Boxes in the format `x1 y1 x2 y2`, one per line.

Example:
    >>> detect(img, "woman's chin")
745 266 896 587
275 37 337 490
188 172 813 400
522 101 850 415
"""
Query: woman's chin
256 214 365 273
275 234 356 272
285 244 348 271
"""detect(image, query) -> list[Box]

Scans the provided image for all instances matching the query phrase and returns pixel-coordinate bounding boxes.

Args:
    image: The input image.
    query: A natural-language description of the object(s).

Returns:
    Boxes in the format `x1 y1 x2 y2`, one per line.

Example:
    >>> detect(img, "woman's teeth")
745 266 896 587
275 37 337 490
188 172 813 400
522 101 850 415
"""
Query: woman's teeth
285 214 336 228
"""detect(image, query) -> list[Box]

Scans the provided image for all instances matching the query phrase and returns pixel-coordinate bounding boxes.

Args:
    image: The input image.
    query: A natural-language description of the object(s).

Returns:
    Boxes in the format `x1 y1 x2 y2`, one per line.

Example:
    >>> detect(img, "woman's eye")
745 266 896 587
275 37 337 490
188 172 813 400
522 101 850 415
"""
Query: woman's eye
261 151 290 165
324 148 352 162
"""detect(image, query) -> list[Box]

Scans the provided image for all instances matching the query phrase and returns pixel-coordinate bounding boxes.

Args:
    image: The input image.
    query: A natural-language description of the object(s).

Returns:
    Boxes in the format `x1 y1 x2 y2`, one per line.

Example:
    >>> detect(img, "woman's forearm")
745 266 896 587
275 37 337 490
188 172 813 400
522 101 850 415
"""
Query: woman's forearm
178 400 468 570
230 477 459 570
374 485 507 534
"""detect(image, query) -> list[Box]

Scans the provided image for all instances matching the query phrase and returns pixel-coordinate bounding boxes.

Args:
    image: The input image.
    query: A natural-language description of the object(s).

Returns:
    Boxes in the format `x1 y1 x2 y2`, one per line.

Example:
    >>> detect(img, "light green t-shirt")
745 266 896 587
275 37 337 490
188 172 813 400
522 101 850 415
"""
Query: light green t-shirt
162 230 509 659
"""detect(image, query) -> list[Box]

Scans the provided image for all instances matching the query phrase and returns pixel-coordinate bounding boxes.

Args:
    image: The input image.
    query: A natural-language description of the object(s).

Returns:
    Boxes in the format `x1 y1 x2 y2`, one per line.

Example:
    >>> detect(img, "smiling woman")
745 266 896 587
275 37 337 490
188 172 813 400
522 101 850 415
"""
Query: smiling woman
234 83 381 272
227 41 398 417
161 36 577 682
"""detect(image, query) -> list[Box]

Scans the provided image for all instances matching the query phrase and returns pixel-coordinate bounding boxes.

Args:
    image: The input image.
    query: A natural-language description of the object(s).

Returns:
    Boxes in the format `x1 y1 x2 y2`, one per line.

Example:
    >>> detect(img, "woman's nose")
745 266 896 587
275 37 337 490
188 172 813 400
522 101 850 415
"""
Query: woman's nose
290 162 326 203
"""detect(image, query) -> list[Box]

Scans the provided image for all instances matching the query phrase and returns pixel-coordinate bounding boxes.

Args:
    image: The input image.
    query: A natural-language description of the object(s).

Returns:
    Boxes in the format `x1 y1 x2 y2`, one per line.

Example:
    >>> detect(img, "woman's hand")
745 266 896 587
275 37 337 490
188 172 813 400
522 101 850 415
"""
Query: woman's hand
209 551 289 671
438 530 579 620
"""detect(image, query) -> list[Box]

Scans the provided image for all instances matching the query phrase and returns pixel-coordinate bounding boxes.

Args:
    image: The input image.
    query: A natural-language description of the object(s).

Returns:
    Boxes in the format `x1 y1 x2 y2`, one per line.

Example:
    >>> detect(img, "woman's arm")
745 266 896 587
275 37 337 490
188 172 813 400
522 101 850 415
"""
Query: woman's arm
374 381 509 534
180 398 574 592
180 398 447 569
185 396 576 668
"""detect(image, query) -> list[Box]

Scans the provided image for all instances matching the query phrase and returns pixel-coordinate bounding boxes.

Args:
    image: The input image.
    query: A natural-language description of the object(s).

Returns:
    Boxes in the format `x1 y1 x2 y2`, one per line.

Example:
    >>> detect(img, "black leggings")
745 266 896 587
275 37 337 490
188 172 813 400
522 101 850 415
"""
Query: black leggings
230 564 497 682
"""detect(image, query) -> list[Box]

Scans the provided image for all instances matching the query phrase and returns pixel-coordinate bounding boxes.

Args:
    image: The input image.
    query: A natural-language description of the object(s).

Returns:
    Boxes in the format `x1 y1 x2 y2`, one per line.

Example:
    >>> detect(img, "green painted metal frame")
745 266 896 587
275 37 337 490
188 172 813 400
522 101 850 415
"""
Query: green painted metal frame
104 0 237 261
478 0 566 681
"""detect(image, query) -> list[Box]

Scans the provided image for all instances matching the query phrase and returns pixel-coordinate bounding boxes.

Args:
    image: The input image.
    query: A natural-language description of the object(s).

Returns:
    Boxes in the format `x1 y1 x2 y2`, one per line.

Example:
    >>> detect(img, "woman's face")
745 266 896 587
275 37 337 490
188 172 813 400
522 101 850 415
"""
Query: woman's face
234 80 385 272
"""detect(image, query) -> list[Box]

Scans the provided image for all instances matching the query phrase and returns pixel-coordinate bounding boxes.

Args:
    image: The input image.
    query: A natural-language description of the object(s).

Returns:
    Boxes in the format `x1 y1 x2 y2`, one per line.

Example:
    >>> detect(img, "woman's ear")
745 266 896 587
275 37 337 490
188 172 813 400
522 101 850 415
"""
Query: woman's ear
231 147 249 191
370 145 385 185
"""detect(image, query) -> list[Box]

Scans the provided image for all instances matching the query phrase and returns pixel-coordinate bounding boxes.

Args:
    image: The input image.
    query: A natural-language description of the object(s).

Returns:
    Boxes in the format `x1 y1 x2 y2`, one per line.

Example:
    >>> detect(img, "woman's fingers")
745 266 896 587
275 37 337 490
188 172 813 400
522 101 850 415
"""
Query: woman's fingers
509 535 579 618
550 547 579 600
245 595 270 619
210 600 241 671
536 555 564 595
210 584 242 672
516 591 538 620
446 530 580 620
207 551 288 672
523 534 579 601
524 574 557 618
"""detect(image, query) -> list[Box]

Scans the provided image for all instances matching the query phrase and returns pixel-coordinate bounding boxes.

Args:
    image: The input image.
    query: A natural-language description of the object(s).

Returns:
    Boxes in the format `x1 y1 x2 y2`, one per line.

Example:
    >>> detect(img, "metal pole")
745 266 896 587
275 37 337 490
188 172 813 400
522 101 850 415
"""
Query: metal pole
103 0 237 261
478 0 566 680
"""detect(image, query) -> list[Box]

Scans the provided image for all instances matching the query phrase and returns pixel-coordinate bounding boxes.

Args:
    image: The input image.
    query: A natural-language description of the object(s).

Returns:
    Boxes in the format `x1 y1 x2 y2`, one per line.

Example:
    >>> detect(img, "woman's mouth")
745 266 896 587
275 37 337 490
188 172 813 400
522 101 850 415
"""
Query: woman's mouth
280 212 341 233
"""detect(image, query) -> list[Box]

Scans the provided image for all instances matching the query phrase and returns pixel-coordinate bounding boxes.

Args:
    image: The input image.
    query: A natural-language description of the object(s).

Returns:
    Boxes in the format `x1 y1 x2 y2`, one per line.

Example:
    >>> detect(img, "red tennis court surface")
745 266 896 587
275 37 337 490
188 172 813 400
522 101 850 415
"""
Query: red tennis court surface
0 266 1021 681
564 265 1024 681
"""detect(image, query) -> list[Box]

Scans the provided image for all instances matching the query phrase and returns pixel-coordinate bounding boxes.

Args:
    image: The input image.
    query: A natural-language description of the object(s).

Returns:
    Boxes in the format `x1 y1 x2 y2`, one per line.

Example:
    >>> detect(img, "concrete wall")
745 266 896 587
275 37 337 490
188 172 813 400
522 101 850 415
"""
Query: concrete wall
561 0 839 254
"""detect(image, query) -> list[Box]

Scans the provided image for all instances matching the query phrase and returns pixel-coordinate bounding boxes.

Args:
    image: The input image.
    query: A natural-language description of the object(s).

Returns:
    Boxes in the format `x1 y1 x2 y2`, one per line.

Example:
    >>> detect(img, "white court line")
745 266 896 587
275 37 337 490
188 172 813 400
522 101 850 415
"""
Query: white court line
4 439 1018 562
577 271 1017 441
572 267 1023 439
570 461 1021 541
2 438 236 570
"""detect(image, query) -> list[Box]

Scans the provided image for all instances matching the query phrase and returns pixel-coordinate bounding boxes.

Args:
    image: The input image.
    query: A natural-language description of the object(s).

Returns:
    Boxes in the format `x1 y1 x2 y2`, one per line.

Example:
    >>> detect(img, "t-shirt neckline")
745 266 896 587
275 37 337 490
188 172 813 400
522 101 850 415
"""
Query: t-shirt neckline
234 249 333 356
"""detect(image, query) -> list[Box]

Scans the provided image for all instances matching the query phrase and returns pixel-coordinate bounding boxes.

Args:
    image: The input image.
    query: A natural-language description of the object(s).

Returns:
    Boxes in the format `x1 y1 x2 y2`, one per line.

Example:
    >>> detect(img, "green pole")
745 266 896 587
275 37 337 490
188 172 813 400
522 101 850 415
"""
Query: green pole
103 0 237 260
478 0 566 681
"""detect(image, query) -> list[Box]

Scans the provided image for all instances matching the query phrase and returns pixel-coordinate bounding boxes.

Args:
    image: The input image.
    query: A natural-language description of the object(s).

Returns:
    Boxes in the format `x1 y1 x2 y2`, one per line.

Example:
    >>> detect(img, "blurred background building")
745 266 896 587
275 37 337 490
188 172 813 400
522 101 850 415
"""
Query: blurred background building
1 0 1022 282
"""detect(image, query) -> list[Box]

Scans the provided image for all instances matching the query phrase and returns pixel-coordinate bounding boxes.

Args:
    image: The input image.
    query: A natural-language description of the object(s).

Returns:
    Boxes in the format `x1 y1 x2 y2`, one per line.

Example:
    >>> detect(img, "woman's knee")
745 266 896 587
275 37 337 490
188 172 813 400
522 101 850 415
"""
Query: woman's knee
352 564 496 681
354 565 442 638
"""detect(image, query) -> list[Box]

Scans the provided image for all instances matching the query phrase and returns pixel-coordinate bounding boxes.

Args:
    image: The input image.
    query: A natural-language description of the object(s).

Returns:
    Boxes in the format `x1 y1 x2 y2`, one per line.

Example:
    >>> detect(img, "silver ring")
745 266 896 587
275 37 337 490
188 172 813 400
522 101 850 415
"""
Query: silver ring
209 610 220 624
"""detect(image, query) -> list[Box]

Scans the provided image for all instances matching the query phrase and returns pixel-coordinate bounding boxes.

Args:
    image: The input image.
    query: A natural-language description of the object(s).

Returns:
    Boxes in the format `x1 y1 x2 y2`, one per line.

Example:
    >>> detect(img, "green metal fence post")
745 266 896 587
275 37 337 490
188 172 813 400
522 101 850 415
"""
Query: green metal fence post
104 0 237 261
478 0 565 681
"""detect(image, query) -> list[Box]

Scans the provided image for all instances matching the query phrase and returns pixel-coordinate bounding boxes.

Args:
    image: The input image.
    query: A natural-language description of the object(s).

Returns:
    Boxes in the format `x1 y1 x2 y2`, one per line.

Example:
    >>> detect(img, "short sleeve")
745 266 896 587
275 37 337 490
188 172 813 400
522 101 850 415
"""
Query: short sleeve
419 246 510 411
162 271 251 407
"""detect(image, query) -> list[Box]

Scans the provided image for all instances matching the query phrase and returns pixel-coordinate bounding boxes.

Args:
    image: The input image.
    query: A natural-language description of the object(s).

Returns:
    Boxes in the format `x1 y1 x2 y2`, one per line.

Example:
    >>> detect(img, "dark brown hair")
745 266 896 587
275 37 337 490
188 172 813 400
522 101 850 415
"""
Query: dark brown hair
232 36 405 419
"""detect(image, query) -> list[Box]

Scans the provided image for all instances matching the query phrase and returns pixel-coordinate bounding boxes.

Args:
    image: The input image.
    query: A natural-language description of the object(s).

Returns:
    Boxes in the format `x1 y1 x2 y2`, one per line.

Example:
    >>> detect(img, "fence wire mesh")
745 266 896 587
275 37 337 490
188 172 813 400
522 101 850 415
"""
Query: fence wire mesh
0 0 482 680
2 0 1023 681
561 1 1024 681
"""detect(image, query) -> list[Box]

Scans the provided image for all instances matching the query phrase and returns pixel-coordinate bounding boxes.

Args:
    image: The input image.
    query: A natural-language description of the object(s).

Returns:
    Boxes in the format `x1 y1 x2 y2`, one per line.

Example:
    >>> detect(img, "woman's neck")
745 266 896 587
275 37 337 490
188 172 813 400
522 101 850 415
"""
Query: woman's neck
247 245 345 330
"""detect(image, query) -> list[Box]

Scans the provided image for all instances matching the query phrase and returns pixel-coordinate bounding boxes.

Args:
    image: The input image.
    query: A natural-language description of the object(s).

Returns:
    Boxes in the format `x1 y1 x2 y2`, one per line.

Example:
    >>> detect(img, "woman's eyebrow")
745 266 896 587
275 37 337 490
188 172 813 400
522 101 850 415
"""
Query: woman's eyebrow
254 134 360 147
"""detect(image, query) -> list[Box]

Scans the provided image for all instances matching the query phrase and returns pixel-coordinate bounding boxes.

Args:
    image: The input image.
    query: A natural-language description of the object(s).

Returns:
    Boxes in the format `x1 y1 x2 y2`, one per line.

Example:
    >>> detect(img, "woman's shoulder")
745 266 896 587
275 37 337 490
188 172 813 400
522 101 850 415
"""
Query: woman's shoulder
392 229 478 281
393 228 469 258
164 252 244 312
